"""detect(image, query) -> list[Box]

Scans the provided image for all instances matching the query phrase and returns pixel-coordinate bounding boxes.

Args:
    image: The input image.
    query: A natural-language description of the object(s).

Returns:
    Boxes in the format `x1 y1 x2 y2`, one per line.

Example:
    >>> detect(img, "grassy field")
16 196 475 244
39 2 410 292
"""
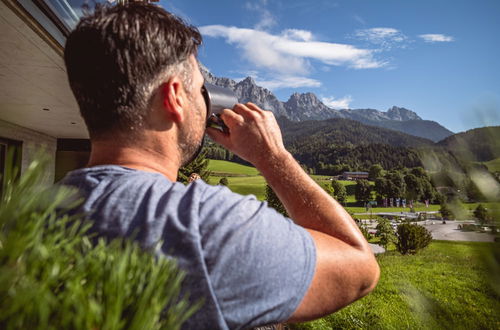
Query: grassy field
207 159 259 176
481 157 500 172
220 175 267 200
348 205 442 214
291 241 500 330
208 160 357 201
208 160 266 199
206 160 495 215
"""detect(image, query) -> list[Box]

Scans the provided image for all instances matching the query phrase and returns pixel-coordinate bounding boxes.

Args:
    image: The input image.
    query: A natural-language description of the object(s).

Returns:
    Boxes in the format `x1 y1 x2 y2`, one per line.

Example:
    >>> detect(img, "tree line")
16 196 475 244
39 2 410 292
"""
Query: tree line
330 165 440 206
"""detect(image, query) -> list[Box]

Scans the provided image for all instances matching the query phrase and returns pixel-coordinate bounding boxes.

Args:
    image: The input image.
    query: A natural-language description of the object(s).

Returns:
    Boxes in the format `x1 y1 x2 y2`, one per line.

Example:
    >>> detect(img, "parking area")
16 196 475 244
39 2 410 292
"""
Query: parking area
420 221 496 242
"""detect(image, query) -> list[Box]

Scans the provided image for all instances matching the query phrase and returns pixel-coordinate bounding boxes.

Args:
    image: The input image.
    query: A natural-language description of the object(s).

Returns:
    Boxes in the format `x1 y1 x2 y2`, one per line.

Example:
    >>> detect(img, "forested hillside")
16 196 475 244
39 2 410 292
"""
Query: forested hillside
205 117 433 173
278 117 434 147
355 119 453 142
437 126 500 162
204 118 498 180
290 143 423 174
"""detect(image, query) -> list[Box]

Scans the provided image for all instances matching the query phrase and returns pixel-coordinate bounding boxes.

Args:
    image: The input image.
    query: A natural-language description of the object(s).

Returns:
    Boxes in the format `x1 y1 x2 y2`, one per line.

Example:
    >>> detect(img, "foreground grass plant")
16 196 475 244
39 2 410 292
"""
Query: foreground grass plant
0 155 199 329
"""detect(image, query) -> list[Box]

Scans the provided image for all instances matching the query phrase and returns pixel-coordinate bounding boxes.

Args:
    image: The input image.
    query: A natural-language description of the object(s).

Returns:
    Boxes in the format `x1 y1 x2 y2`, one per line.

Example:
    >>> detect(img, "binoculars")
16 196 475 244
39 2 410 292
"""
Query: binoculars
202 82 238 133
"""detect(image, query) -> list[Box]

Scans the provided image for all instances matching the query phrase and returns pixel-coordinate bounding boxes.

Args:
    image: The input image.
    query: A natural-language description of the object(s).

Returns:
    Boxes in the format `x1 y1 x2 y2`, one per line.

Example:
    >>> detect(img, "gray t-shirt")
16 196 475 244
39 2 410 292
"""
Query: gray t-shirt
59 165 316 329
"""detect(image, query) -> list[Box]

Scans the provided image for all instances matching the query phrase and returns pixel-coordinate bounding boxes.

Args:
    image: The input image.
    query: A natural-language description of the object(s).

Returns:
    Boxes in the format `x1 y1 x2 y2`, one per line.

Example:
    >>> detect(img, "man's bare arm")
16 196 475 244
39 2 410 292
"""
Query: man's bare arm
207 102 380 322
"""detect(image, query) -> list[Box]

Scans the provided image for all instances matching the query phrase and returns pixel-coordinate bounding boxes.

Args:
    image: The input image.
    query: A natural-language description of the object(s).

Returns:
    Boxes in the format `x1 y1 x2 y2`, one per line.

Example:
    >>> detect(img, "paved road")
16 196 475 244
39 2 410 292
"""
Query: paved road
369 243 385 254
421 221 495 242
366 220 496 255
365 218 496 255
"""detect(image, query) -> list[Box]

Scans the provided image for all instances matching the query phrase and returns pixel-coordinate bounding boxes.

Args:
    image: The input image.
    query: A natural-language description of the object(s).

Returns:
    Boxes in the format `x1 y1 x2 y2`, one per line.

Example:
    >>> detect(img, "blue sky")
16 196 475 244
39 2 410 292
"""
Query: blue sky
160 0 500 133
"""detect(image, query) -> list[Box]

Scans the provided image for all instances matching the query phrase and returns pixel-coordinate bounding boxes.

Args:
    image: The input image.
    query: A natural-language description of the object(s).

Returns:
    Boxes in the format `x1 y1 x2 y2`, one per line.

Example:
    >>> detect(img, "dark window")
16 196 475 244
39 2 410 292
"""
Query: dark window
55 139 90 182
0 137 23 197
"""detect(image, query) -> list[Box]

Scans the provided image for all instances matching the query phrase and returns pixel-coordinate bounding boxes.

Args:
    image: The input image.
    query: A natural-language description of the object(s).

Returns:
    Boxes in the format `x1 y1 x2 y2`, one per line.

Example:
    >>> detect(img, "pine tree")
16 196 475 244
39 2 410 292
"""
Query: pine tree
265 185 287 217
178 151 211 184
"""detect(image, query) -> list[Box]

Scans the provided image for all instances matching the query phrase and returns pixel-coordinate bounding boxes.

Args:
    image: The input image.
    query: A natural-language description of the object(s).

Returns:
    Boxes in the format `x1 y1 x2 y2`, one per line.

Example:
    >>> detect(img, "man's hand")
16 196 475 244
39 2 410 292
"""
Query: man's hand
206 103 288 169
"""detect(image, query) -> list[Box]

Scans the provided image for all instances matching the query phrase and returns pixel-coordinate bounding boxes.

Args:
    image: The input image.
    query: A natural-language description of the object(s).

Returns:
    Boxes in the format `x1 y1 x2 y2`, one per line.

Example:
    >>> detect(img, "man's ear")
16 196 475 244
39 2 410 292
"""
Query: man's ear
162 76 186 123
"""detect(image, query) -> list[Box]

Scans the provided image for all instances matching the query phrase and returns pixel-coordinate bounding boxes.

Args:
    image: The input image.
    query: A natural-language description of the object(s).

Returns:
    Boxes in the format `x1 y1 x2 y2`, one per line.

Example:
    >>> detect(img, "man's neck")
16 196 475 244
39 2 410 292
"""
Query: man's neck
87 140 180 181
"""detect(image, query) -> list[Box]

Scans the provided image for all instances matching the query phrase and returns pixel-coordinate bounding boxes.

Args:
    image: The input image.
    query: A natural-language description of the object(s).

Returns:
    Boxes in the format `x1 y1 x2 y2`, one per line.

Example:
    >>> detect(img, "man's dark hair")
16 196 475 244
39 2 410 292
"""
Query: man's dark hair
64 3 202 139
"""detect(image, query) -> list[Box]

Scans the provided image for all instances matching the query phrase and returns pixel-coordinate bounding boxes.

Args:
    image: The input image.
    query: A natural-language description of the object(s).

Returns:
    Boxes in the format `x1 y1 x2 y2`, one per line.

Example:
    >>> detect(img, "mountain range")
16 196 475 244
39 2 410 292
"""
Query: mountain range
201 66 454 142
277 116 434 148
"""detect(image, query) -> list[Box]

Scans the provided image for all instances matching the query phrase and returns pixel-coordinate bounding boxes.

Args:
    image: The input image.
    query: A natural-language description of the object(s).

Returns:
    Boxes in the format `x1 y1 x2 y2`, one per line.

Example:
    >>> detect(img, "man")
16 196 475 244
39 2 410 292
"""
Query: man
61 3 379 329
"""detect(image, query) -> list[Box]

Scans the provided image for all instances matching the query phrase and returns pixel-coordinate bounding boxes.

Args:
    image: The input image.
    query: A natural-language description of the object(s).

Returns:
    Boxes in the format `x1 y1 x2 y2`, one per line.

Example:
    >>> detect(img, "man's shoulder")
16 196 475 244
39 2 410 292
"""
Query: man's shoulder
60 165 184 195
58 165 252 212
60 165 167 185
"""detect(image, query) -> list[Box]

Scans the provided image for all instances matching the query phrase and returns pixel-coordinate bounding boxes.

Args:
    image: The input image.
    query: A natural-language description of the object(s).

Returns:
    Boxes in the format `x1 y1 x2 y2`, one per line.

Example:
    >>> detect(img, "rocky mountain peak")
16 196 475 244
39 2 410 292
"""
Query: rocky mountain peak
198 65 453 141
387 106 422 121
286 92 321 106
285 92 340 121
232 76 287 116
201 65 236 89
239 76 256 85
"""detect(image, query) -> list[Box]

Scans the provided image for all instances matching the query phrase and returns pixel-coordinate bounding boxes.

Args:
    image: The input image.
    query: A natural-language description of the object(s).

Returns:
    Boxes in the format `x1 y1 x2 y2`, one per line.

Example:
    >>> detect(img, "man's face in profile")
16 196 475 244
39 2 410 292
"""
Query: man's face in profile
178 55 207 166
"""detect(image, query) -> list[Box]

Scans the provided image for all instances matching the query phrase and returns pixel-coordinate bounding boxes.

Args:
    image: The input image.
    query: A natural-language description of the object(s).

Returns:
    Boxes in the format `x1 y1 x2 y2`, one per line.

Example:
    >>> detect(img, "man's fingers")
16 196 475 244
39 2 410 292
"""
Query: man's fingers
231 103 250 116
206 127 230 146
219 108 244 126
232 103 264 119
245 102 265 112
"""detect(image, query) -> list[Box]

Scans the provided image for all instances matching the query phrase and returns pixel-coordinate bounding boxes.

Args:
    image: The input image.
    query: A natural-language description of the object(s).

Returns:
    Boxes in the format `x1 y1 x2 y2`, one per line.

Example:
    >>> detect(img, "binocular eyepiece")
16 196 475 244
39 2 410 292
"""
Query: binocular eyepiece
202 82 238 133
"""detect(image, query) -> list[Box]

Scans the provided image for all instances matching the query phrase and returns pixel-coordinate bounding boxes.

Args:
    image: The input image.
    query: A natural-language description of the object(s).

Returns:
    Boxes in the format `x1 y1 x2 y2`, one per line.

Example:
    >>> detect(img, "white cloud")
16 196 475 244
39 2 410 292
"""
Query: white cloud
245 0 277 30
353 14 366 25
230 70 321 90
418 34 455 43
256 76 322 89
200 25 385 74
322 95 353 109
281 29 314 41
354 27 408 50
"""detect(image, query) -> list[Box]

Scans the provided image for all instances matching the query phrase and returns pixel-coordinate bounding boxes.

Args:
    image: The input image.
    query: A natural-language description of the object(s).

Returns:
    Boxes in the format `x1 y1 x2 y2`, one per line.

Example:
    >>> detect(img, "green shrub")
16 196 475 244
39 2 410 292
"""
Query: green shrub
375 218 396 250
460 224 477 232
357 222 372 240
331 180 347 204
395 223 432 255
0 154 199 329
473 204 490 224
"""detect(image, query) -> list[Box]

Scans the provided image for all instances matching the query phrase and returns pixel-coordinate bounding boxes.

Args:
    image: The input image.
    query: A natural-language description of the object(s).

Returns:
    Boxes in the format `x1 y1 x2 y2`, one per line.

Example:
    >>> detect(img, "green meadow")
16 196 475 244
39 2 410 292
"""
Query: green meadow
291 241 500 330
208 160 266 199
207 159 260 176
207 160 443 214
482 157 500 172
208 160 344 201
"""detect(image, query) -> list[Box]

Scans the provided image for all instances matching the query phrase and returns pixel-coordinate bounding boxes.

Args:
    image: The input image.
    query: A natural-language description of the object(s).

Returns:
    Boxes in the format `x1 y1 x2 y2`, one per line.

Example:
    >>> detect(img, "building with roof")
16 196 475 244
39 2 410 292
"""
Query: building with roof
0 0 91 185
340 171 369 181
1 0 166 187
